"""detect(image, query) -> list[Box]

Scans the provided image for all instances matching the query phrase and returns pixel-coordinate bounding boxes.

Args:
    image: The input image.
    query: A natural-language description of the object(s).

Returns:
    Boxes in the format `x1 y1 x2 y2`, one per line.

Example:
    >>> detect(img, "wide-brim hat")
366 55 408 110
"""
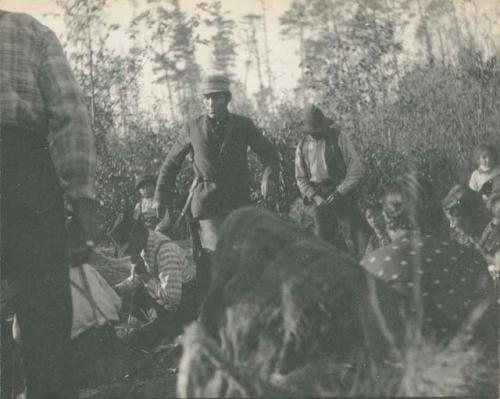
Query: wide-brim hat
108 212 143 257
201 74 231 95
302 104 327 134
135 174 156 190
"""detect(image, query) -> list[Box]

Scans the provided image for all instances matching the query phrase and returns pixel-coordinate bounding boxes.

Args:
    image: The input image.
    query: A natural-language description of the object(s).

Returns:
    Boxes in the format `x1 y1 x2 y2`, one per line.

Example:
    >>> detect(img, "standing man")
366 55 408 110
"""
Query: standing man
1 11 97 398
295 105 366 257
154 74 278 285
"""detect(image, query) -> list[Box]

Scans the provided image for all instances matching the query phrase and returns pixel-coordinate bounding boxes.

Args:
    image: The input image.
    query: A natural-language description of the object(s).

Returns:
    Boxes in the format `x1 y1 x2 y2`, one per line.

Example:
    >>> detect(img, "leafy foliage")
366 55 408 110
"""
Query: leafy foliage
52 0 500 240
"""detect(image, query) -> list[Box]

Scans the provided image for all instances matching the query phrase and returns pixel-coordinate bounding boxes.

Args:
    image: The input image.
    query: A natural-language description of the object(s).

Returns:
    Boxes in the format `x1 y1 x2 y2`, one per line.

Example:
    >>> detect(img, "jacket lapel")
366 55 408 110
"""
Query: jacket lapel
219 113 235 159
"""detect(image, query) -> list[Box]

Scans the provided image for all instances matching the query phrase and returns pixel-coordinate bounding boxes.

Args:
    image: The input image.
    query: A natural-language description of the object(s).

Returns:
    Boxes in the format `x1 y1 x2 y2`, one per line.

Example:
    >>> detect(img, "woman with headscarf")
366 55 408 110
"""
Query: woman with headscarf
361 181 497 348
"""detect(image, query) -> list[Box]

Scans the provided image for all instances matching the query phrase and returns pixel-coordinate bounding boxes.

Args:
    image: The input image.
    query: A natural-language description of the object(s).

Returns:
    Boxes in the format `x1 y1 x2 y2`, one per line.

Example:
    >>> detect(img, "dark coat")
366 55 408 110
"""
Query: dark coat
155 113 278 219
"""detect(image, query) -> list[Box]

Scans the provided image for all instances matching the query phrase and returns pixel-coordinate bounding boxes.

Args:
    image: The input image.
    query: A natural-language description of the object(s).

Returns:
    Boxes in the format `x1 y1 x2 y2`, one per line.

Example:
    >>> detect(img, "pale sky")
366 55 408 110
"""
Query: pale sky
1 0 499 105
0 0 302 100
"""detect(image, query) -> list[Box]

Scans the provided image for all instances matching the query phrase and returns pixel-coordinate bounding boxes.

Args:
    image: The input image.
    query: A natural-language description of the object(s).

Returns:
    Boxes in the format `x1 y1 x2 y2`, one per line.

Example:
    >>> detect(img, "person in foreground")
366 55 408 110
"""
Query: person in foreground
1 10 98 399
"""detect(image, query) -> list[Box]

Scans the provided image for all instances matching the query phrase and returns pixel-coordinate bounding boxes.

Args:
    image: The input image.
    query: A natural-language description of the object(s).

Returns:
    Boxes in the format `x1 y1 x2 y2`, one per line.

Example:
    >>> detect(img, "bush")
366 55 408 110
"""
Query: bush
94 55 500 238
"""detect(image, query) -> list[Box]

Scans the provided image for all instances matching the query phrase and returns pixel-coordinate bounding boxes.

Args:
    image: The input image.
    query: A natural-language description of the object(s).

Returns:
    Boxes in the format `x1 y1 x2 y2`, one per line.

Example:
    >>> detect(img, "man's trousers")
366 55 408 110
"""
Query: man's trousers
2 124 73 399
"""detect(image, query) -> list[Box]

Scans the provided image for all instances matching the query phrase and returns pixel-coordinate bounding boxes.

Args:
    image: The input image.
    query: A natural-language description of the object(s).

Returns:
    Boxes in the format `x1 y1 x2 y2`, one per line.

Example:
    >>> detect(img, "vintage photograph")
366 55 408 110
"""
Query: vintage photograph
1 0 499 397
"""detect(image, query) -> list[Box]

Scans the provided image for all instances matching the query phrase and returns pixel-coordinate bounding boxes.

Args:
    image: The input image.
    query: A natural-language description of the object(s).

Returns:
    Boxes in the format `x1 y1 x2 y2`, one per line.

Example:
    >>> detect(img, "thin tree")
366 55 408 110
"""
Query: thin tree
260 0 274 102
242 14 265 94
280 0 310 106
197 1 237 76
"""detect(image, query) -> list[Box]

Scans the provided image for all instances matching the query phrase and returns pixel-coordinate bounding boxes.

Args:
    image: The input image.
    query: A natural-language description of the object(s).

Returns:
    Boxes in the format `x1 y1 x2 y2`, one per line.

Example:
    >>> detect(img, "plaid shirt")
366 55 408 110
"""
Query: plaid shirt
0 11 96 200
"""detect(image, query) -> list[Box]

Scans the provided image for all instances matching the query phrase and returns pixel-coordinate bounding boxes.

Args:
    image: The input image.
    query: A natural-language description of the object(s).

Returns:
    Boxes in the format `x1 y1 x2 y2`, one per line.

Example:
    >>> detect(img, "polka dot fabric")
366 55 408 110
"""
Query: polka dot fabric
361 233 491 342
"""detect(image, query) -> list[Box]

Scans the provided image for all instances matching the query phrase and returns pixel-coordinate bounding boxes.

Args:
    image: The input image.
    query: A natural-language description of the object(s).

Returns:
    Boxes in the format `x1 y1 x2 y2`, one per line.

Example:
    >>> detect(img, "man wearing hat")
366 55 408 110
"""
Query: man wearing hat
154 74 279 284
134 173 160 231
108 212 197 350
295 104 367 257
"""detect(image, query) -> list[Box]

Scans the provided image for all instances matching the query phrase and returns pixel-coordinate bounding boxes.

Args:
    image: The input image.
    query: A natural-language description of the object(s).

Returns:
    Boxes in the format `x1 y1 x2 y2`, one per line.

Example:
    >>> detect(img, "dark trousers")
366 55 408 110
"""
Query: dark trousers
312 186 368 258
119 279 199 350
1 125 73 399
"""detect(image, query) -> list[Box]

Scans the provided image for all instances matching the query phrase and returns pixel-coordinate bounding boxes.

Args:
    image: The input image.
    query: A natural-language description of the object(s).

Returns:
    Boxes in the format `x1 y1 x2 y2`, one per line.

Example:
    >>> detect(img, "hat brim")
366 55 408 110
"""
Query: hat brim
303 127 324 135
202 89 231 95
136 180 156 190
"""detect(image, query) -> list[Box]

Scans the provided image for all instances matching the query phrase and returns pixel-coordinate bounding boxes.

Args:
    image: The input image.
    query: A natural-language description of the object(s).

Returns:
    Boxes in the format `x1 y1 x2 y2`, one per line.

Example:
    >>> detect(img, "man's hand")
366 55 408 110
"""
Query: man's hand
488 265 499 280
313 194 325 207
131 256 148 278
70 197 99 244
325 190 341 205
261 175 276 200
153 200 163 219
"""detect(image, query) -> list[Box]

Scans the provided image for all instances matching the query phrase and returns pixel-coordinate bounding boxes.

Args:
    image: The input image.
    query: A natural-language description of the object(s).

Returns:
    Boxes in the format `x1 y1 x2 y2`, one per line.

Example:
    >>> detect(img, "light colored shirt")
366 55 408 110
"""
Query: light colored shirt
142 231 196 310
295 131 363 200
469 166 500 193
134 197 159 230
0 11 96 200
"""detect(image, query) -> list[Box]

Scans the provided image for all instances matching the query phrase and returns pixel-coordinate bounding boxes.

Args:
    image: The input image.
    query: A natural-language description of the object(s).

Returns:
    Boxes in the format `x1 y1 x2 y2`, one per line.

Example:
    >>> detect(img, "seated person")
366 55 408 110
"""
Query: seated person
361 184 497 348
442 185 490 249
364 202 391 255
108 212 197 350
469 143 500 202
134 174 161 231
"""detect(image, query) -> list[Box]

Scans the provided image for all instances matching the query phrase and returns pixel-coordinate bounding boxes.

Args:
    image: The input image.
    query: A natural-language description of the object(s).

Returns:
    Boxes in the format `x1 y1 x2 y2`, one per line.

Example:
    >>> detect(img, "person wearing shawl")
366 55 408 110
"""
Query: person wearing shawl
361 182 497 347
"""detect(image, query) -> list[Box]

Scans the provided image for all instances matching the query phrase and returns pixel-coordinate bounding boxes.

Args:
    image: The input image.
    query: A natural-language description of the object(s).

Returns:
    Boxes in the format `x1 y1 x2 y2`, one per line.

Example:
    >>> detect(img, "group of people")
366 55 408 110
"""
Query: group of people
1 10 499 399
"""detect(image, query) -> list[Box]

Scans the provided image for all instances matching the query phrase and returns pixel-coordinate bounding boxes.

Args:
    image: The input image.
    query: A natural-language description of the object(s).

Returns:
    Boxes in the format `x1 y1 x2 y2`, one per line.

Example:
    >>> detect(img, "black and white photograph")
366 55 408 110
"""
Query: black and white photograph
1 0 499 397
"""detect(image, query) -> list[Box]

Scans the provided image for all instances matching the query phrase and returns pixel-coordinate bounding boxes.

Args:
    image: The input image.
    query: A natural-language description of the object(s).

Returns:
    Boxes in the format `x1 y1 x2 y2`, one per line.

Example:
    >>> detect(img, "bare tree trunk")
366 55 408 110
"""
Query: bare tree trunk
449 1 463 50
331 5 353 85
160 37 177 124
370 7 387 109
299 21 305 107
86 5 96 129
243 59 251 96
260 0 274 103
416 0 434 67
382 0 401 85
436 27 447 66
250 19 265 94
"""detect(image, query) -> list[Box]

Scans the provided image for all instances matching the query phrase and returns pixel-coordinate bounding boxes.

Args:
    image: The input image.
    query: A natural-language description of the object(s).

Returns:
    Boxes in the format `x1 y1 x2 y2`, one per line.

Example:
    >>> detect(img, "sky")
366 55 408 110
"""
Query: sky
0 0 302 100
1 0 499 105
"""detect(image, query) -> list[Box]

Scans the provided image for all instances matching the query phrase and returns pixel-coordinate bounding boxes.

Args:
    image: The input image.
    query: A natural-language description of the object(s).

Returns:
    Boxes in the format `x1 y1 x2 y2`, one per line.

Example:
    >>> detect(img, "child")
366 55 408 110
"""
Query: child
469 144 500 201
133 174 160 230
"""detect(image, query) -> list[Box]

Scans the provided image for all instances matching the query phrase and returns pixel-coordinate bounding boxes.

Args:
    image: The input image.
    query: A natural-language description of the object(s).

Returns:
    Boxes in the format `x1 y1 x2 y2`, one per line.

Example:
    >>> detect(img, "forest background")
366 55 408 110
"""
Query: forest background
1 0 500 236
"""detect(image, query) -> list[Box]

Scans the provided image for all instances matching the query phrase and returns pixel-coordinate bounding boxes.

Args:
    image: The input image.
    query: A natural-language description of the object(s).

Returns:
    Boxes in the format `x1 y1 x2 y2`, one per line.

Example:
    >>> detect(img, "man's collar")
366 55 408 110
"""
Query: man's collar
207 111 230 125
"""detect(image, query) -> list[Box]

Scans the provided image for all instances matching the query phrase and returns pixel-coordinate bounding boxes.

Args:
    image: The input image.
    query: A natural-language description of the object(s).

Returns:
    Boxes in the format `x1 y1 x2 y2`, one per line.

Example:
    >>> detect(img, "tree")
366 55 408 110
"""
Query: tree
280 0 311 106
260 0 274 103
133 0 202 120
197 1 237 76
56 0 123 154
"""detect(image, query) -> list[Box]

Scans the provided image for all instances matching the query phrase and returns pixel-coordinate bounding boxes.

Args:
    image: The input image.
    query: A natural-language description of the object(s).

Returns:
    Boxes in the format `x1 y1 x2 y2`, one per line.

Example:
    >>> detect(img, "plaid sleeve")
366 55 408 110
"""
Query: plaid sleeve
144 242 184 310
39 30 96 200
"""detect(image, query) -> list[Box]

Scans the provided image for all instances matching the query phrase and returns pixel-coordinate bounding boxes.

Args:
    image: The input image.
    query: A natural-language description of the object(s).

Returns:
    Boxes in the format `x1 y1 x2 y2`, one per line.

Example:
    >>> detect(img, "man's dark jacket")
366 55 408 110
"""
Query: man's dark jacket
155 113 278 218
